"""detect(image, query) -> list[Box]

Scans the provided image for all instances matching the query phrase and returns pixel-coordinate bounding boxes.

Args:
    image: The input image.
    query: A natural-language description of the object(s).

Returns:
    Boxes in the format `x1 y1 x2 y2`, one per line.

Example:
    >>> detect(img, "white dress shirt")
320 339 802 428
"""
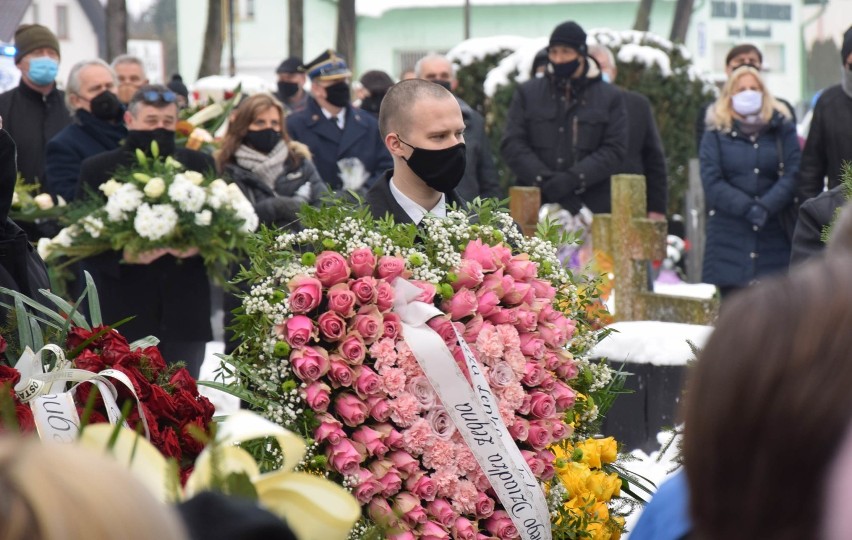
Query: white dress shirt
389 177 446 225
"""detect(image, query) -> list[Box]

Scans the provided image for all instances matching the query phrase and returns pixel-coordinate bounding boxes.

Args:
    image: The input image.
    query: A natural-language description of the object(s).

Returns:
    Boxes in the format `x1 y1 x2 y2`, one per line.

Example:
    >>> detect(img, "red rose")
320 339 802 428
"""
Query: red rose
66 326 96 350
141 346 168 376
173 388 205 420
0 365 21 387
158 426 183 461
73 349 106 373
111 365 152 402
128 402 160 442
15 403 35 432
180 417 208 456
145 384 178 423
169 368 198 395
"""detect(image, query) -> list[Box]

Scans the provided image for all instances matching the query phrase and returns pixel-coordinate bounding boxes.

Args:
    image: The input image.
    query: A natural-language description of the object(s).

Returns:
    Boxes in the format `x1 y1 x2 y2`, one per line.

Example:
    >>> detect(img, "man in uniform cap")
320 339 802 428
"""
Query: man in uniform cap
275 56 308 114
0 24 71 186
286 50 392 193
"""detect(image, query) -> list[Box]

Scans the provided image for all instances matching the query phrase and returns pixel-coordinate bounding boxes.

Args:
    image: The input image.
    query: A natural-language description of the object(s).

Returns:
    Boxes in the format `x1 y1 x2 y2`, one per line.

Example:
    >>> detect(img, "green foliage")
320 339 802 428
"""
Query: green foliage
820 161 852 243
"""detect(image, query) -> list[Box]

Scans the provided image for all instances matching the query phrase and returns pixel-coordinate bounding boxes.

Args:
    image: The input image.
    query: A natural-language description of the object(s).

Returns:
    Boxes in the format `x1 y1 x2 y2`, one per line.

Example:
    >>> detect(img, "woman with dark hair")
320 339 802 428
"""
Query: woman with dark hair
699 66 800 299
680 254 852 539
216 93 326 229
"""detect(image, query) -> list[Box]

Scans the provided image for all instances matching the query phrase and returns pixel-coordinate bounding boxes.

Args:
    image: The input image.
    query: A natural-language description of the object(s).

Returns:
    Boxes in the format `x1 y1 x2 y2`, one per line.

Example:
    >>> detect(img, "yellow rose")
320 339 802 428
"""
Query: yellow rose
598 437 618 465
144 177 166 198
557 461 592 499
99 178 122 196
576 439 603 469
586 470 621 502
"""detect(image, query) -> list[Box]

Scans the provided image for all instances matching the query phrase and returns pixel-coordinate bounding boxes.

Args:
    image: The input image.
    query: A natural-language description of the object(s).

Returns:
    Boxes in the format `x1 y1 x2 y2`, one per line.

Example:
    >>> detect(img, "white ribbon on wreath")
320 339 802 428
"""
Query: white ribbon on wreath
12 344 150 442
392 278 552 540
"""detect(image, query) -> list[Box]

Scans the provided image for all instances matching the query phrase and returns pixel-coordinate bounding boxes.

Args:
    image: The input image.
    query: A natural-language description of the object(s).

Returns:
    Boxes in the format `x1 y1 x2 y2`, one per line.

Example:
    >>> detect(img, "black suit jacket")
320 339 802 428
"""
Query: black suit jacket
364 170 468 225
76 146 215 342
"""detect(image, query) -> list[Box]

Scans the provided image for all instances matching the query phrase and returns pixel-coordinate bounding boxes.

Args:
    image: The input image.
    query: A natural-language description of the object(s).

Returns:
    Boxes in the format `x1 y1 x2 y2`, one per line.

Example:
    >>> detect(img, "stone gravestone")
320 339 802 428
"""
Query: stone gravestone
508 187 541 237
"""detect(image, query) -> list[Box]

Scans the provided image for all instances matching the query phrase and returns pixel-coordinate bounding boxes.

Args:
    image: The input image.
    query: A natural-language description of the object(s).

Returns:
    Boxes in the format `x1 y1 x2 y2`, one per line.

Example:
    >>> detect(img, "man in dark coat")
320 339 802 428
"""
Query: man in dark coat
366 79 468 225
286 50 392 193
500 21 628 215
45 59 127 202
0 24 71 186
414 53 501 202
589 44 667 220
77 85 214 378
797 26 852 201
275 56 309 115
790 185 847 266
0 120 51 317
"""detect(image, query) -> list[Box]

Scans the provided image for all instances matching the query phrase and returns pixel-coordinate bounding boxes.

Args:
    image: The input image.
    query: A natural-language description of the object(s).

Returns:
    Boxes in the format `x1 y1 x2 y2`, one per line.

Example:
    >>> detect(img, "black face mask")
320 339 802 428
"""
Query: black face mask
126 128 176 157
360 93 385 114
550 58 581 81
324 81 351 108
433 80 452 92
398 136 466 193
277 81 300 100
243 128 281 154
89 90 124 122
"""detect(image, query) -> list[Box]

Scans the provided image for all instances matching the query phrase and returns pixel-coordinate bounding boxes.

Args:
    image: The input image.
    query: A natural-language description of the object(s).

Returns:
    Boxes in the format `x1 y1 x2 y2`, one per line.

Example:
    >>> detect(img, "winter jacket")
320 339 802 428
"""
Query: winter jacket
286 98 392 191
700 110 800 286
0 82 71 184
695 97 796 154
797 85 852 201
617 89 668 215
76 146 214 343
456 97 501 201
223 142 327 229
500 58 628 214
45 109 127 202
629 471 691 540
790 184 847 266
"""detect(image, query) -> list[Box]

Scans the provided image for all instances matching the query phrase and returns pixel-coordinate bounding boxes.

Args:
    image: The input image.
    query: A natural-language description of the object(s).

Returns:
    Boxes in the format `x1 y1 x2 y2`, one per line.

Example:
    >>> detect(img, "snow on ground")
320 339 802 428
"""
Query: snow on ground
653 280 717 299
622 430 683 537
590 321 713 365
198 341 240 416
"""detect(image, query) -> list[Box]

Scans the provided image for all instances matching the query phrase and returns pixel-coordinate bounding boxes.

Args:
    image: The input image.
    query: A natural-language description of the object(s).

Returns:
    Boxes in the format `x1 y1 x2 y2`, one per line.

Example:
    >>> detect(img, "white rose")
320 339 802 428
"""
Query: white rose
99 179 122 197
194 210 212 226
56 195 67 207
184 170 205 185
209 179 228 190
33 193 54 210
11 191 20 207
37 238 54 259
144 177 166 198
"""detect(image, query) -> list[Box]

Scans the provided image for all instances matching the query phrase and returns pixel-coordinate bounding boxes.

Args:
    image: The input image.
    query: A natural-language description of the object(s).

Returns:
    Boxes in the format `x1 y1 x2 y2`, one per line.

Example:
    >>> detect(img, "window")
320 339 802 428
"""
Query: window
245 0 255 20
711 1 737 18
743 2 792 21
56 5 68 39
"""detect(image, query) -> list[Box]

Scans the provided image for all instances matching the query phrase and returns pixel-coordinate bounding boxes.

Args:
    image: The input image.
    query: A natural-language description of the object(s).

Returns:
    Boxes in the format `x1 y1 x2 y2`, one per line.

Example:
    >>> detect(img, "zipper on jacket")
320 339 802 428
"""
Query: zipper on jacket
572 116 579 166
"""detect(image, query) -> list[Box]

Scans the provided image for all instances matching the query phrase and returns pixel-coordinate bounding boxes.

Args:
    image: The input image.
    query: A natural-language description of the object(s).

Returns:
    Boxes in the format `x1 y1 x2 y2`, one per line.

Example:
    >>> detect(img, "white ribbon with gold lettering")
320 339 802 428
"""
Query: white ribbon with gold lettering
13 345 150 441
392 278 551 540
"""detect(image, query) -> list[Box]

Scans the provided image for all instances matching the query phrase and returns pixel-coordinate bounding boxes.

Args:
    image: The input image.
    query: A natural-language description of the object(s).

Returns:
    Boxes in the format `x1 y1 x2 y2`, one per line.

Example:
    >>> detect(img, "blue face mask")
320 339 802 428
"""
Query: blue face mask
601 72 612 83
27 56 59 86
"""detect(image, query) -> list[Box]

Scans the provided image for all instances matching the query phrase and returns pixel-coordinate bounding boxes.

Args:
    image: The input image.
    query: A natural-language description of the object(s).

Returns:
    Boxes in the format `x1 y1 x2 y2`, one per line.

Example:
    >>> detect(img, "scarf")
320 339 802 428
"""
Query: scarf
234 141 289 189
737 114 768 137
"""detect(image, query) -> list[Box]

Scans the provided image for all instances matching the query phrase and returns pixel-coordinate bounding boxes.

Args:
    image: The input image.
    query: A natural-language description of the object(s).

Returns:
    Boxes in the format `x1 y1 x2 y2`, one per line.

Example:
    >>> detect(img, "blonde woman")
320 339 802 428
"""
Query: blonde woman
0 437 187 540
699 66 801 298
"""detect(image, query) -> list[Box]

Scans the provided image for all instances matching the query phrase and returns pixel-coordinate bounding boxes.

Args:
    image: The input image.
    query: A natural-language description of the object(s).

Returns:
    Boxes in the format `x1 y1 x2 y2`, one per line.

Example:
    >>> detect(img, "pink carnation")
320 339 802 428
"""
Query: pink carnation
382 367 407 396
475 323 503 360
422 439 456 470
402 419 432 454
454 444 478 473
432 468 460 499
370 338 398 371
450 480 478 515
391 393 421 428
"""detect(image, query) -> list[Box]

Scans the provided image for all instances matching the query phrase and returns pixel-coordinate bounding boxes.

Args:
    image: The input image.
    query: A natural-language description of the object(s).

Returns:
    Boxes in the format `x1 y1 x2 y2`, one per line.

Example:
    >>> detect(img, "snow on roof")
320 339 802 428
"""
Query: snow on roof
481 37 548 96
357 0 583 18
446 35 534 67
617 43 672 77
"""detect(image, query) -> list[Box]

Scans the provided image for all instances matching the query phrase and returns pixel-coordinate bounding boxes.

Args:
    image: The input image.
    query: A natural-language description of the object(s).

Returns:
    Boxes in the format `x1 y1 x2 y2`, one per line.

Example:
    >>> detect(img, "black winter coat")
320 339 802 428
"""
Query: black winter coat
699 111 800 286
76 146 215 342
286 98 392 191
790 184 846 266
45 110 127 202
500 61 627 214
618 90 668 215
456 98 501 201
0 82 71 185
798 85 852 201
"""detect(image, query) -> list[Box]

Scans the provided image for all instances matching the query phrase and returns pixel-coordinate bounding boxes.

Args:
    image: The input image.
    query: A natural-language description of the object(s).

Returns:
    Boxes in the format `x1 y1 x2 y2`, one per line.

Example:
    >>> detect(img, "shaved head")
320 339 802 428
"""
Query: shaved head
378 79 456 139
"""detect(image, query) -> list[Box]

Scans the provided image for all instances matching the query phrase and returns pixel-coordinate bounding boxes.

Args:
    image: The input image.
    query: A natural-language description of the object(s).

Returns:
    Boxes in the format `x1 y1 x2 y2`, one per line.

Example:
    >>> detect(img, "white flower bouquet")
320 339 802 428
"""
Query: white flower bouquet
39 144 258 281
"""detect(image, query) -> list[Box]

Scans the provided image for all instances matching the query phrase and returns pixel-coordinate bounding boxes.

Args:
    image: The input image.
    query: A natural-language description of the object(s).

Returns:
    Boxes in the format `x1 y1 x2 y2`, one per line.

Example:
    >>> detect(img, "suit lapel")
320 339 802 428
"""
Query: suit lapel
337 108 369 157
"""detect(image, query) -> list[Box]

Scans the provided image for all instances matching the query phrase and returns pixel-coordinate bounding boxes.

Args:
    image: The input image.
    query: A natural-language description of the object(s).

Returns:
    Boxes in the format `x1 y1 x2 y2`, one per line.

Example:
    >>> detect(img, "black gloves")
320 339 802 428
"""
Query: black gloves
746 203 768 228
541 172 579 203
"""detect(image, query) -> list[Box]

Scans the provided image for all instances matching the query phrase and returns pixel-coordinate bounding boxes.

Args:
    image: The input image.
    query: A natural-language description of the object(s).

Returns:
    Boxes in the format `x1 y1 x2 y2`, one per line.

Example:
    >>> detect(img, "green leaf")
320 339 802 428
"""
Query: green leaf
15 296 33 351
151 140 160 159
30 319 44 351
223 471 259 499
37 289 90 329
197 380 262 406
0 286 73 327
135 148 147 167
84 271 102 327
129 336 160 349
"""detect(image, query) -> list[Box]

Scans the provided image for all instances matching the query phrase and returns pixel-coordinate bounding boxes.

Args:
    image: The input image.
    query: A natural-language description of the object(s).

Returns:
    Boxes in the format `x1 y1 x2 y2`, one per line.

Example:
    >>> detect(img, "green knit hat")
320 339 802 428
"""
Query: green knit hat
14 24 60 64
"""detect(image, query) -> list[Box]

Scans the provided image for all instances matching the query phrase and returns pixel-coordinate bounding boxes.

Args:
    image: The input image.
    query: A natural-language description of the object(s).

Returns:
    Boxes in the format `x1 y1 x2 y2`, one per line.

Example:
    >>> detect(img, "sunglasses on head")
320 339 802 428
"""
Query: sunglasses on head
140 90 177 104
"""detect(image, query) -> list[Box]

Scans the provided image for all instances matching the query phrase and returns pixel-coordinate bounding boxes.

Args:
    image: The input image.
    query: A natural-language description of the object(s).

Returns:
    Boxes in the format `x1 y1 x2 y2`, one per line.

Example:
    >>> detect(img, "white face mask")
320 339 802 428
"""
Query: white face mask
731 89 763 116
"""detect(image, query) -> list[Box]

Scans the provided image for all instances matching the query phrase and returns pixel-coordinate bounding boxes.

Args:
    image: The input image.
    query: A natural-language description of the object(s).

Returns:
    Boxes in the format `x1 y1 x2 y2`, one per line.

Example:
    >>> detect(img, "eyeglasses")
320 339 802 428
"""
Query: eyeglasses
139 90 177 104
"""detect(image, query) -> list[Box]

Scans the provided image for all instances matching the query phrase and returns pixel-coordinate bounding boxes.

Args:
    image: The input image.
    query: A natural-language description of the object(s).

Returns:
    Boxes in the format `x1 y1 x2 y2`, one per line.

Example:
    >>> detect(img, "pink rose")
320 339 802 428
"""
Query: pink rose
315 251 350 287
334 393 369 427
328 357 354 388
517 394 532 415
367 395 393 422
505 254 537 281
339 333 367 365
405 471 437 502
462 239 498 272
552 381 576 411
279 315 315 348
527 419 553 450
488 362 516 388
427 317 462 349
444 288 478 320
327 283 357 317
485 511 520 539
475 291 499 320
452 517 477 540
426 499 456 527
475 492 495 519
369 497 398 528
388 531 416 540
303 381 331 412
384 426 404 450
317 311 347 342
382 312 403 340
555 356 579 380
538 322 564 348
354 305 383 344
406 375 437 410
394 493 427 527
480 271 505 298
514 307 538 332
508 417 529 441
377 256 407 281
539 372 555 392
380 468 404 497
350 276 378 305
492 243 512 267
418 520 450 540
425 407 456 440
530 278 556 300
388 449 420 476
291 346 330 382
519 333 545 359
453 258 485 290
521 449 545 476
287 275 322 313
376 280 396 312
326 438 363 476
349 247 377 278
402 280 433 304
537 449 557 481
462 314 483 343
521 361 546 387
353 425 390 458
502 281 532 306
354 365 382 398
489 307 518 326
550 420 572 442
352 469 383 504
314 416 346 445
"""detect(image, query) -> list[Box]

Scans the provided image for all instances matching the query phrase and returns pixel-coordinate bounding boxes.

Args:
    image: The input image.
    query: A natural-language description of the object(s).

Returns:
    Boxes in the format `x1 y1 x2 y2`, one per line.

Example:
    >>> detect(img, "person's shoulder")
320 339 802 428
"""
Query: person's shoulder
80 147 125 170
47 121 84 148
623 89 652 108
175 148 215 171
814 85 846 109
0 86 17 105
287 99 320 124
350 106 378 127
802 184 847 212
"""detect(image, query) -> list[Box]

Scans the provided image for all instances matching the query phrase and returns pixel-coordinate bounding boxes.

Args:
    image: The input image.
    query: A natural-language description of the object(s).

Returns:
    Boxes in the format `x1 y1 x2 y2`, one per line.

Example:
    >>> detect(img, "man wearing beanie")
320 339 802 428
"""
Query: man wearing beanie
500 20 627 215
275 56 308 114
0 24 71 187
286 50 392 193
798 25 852 201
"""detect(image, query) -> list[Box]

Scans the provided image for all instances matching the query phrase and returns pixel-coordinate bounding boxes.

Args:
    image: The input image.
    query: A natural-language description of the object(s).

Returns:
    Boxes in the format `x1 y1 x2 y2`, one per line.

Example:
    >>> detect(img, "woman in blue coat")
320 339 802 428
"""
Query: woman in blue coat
699 66 800 298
